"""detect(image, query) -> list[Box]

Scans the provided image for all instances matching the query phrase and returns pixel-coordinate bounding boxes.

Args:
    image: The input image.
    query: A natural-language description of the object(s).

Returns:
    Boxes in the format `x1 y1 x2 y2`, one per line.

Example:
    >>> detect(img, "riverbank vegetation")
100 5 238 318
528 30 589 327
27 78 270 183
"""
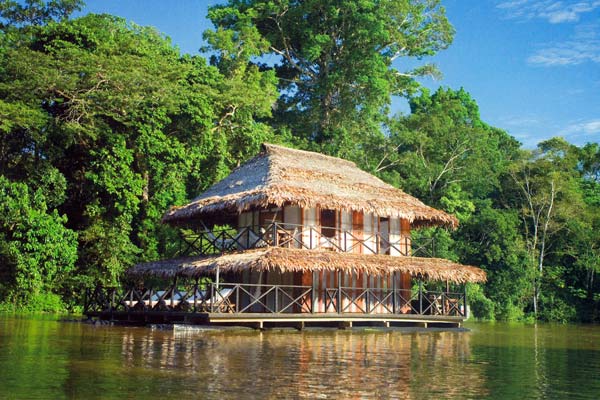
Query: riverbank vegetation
1 0 598 322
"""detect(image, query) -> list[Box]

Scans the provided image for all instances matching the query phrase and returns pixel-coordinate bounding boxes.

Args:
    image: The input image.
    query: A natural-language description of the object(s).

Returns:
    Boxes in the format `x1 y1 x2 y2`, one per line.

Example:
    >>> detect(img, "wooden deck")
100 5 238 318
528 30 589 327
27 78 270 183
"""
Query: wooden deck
85 310 464 329
85 282 467 329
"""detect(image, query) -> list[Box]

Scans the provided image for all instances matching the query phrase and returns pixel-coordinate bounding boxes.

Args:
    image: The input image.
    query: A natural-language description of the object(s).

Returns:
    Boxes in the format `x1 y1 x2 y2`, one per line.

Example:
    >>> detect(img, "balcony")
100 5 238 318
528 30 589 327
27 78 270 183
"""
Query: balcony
84 281 467 328
175 222 436 257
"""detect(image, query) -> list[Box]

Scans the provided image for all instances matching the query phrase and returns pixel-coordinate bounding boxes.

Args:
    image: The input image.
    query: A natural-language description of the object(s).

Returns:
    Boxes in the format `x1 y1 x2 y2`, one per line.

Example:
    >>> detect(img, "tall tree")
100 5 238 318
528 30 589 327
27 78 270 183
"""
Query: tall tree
506 138 584 317
387 88 520 205
0 4 278 307
205 0 454 158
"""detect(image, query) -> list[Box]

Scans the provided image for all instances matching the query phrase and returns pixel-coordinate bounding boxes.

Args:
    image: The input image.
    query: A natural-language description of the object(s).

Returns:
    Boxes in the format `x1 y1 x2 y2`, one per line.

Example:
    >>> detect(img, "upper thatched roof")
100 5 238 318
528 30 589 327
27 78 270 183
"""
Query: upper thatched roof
128 247 486 284
163 143 458 228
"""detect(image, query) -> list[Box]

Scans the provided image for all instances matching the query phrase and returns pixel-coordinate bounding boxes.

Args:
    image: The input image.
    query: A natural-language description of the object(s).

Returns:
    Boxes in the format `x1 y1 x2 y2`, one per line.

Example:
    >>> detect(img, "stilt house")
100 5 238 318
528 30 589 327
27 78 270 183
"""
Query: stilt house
86 143 486 328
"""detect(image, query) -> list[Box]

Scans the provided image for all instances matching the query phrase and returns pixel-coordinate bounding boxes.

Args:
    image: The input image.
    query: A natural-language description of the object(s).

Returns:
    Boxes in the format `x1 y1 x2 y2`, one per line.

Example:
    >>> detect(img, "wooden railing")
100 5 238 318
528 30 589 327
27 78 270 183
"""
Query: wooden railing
175 222 435 257
85 282 466 318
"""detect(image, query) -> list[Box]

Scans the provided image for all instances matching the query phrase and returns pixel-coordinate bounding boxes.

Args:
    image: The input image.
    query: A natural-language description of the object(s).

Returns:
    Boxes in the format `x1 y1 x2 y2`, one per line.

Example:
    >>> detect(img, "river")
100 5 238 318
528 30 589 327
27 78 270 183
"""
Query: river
1 315 599 399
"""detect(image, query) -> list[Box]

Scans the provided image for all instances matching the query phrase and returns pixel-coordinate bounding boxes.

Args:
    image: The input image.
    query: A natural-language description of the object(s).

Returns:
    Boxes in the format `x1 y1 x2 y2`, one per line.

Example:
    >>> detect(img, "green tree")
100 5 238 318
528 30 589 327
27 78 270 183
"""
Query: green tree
387 88 520 205
0 4 278 307
0 176 77 310
505 138 586 319
387 88 528 320
0 0 83 27
205 0 454 158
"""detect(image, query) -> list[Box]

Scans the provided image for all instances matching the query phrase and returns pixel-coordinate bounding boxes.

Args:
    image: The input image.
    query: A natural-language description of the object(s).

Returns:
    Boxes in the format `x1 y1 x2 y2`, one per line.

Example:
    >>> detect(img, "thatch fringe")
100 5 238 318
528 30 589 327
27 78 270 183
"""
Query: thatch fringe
162 143 458 228
128 248 486 284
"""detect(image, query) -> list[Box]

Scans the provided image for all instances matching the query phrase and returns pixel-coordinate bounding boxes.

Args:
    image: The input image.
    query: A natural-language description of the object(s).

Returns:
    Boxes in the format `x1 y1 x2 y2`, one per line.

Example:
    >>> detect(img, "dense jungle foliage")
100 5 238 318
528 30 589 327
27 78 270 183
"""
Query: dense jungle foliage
0 0 598 322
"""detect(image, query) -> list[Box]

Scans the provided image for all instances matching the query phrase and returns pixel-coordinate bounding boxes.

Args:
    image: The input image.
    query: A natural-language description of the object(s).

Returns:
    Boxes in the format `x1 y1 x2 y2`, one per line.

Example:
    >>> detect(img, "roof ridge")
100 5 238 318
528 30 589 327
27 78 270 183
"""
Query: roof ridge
262 143 357 168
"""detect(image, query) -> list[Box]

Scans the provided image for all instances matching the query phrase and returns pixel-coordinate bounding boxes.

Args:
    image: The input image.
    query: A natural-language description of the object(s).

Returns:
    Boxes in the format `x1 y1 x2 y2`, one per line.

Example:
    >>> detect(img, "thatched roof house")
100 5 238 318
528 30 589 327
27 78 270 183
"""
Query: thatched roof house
162 143 458 228
82 143 489 327
131 142 486 286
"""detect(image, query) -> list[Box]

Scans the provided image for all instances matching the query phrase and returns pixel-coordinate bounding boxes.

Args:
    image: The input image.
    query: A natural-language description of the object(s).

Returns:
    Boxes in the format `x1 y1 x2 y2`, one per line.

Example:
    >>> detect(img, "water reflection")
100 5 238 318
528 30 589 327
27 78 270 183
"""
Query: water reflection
116 328 487 399
1 317 600 399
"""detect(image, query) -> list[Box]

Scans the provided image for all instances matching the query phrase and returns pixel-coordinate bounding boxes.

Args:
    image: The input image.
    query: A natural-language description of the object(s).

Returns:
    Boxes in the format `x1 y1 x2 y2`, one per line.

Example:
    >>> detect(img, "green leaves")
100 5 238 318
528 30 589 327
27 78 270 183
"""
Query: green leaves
0 176 77 309
205 0 454 158
0 8 279 308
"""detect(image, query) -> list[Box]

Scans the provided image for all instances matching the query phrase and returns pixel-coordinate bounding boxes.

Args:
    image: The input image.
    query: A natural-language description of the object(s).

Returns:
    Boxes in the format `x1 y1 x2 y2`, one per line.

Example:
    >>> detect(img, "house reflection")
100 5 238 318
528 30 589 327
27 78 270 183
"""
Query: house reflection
118 329 488 398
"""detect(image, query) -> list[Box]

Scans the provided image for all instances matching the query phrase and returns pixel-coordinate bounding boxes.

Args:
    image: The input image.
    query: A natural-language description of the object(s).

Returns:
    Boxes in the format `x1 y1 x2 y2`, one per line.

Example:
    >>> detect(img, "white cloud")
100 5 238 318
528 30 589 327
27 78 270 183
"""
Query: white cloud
497 0 600 23
560 119 600 136
528 39 600 65
527 23 600 66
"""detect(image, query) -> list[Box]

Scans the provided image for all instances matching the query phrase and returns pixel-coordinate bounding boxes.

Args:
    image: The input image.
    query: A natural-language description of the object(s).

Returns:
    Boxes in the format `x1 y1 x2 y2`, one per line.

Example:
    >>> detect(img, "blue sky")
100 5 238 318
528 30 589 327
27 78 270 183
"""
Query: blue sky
80 0 600 148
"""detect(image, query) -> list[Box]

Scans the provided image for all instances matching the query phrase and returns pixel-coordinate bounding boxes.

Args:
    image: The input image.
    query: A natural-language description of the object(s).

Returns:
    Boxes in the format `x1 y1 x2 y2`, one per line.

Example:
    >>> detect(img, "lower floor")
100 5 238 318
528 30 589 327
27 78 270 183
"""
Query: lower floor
85 270 468 329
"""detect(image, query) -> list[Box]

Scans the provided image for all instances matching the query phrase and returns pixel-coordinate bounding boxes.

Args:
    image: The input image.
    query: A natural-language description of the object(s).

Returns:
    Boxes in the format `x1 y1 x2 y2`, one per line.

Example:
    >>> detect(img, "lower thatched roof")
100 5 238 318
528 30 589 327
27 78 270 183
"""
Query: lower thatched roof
128 248 486 284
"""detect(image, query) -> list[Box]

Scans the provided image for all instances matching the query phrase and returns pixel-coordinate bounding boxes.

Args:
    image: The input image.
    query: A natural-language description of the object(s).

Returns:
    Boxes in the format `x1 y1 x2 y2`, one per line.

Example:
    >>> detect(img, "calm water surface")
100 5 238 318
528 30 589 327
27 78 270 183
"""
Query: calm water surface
0 315 599 399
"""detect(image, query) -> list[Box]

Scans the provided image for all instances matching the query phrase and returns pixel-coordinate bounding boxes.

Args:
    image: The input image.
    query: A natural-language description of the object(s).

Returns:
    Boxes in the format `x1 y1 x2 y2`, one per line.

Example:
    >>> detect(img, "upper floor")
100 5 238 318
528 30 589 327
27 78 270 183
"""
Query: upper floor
176 205 443 258
166 144 453 257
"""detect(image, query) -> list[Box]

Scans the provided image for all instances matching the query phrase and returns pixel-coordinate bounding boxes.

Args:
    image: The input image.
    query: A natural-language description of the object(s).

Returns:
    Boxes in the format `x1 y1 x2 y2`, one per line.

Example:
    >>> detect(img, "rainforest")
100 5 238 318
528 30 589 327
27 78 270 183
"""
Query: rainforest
0 0 598 323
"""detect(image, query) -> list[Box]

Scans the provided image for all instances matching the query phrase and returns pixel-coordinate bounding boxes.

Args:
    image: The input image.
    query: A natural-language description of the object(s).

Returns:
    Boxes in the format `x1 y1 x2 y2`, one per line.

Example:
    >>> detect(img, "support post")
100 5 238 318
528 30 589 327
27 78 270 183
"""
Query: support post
210 282 215 313
193 278 199 312
147 287 153 311
171 277 177 308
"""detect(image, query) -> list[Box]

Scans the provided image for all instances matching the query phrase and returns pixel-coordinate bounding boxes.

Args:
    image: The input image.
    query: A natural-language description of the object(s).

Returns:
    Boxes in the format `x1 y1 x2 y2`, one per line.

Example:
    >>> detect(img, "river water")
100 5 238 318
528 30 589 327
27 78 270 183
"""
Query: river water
0 315 599 399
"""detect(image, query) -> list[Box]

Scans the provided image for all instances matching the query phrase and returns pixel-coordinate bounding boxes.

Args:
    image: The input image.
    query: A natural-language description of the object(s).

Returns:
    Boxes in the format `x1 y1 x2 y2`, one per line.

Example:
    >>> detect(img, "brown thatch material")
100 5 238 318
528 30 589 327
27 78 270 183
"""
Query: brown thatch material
128 248 486 284
162 143 458 228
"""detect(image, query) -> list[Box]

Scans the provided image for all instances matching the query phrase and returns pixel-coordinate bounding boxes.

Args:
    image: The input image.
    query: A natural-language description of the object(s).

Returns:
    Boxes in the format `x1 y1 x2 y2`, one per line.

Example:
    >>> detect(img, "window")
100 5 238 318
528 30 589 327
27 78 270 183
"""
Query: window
320 209 337 238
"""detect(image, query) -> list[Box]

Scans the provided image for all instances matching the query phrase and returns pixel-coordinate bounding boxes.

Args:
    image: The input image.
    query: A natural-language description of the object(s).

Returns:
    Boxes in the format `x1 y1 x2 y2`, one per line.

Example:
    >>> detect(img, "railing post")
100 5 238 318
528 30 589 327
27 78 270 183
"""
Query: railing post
235 284 239 313
337 270 342 314
171 278 177 309
392 272 396 314
129 287 133 310
272 223 278 247
418 280 423 315
311 271 317 314
275 286 279 313
210 282 215 313
193 279 198 312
